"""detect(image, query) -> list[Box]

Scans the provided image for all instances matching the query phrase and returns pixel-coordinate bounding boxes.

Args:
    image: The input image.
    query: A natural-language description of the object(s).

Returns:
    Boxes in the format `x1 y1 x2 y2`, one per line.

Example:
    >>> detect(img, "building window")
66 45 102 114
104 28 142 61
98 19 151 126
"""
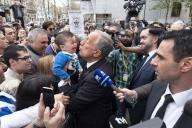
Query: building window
171 2 181 17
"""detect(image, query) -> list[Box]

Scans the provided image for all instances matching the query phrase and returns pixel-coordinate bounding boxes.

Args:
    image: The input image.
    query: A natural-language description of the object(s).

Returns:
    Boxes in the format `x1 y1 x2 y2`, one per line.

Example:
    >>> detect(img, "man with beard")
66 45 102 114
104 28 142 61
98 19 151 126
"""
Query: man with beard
128 26 164 124
115 29 192 128
108 29 138 117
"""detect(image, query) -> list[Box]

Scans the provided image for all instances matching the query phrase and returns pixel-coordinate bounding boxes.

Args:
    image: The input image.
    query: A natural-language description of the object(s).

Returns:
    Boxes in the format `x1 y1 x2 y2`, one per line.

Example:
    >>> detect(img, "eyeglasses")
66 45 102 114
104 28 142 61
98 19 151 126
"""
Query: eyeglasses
118 35 129 38
16 55 31 61
48 28 55 31
6 32 15 35
106 31 119 35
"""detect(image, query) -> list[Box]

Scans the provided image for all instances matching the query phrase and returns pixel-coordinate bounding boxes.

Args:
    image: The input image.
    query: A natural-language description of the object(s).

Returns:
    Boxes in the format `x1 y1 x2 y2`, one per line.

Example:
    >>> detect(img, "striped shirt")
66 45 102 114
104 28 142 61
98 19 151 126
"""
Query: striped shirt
0 91 16 117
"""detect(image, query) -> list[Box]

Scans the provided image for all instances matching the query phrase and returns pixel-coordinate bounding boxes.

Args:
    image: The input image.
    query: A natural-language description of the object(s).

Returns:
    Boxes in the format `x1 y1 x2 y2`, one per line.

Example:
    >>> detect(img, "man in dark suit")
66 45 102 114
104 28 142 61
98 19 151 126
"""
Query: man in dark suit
62 30 114 128
130 26 164 89
115 29 192 128
10 0 25 28
129 26 164 124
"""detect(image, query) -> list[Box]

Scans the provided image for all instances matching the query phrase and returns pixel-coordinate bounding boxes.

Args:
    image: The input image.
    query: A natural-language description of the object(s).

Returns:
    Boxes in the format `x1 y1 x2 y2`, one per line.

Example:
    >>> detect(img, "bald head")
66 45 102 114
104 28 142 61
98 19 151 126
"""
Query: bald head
170 20 185 31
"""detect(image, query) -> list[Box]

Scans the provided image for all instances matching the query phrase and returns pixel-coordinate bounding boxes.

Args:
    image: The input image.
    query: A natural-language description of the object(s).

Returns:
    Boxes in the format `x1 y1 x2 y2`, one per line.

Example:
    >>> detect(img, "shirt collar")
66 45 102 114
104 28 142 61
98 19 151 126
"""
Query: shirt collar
6 68 23 80
50 44 57 54
62 51 73 56
148 49 157 57
164 84 192 107
27 45 42 56
87 60 98 69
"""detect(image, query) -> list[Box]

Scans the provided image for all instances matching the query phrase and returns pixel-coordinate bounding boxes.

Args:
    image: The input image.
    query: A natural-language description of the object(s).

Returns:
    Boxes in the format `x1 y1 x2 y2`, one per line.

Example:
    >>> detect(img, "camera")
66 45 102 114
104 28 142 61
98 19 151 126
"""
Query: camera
129 21 137 30
123 0 146 17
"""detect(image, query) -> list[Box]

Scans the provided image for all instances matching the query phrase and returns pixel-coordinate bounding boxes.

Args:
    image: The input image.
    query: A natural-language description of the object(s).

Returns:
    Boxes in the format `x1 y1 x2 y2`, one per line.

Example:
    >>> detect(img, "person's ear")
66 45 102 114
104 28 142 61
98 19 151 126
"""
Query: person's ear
93 49 101 58
153 36 158 45
180 57 192 72
9 58 17 68
59 45 65 51
9 58 16 64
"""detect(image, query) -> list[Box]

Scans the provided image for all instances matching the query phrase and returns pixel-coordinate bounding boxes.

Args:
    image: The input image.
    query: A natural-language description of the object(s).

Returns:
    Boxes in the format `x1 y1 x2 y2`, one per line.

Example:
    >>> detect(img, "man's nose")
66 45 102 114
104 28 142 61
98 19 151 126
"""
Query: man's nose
44 43 48 48
28 57 32 62
5 39 8 44
151 57 157 66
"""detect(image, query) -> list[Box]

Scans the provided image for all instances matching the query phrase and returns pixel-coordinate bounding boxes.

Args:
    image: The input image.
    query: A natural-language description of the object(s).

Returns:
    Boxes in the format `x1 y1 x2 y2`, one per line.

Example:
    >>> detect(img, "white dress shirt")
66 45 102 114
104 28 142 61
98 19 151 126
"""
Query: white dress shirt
150 85 192 128
87 60 98 69
143 49 156 66
0 68 23 96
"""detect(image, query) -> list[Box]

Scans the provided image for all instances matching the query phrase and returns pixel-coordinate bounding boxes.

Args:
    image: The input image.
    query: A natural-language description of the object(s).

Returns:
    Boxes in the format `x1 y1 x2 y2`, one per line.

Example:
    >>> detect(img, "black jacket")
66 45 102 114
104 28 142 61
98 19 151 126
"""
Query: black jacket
144 80 192 128
62 58 114 128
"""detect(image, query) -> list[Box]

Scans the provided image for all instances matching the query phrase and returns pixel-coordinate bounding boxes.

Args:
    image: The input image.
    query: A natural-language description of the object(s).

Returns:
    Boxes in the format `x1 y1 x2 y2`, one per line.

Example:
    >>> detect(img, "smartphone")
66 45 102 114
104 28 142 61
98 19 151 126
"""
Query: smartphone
42 87 55 110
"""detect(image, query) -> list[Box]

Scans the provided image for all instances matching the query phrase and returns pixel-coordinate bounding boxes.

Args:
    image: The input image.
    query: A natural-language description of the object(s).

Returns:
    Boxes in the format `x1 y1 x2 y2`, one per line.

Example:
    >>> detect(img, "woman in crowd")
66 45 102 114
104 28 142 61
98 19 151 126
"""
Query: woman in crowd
16 74 53 111
37 55 54 77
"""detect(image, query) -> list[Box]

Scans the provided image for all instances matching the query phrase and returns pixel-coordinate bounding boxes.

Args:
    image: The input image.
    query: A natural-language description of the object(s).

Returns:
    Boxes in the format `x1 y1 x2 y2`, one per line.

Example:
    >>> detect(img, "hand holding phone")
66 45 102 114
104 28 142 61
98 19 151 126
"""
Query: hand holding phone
42 87 55 110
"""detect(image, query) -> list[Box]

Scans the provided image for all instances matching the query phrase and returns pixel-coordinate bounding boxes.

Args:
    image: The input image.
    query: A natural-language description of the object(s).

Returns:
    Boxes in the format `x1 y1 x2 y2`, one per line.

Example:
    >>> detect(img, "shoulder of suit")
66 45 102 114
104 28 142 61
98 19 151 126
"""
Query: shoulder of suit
151 80 168 89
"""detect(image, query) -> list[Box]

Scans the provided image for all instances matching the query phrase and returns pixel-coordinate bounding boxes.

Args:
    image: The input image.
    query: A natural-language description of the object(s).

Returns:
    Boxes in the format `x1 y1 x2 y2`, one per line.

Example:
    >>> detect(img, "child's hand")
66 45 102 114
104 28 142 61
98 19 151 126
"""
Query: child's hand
58 80 71 87
66 80 71 86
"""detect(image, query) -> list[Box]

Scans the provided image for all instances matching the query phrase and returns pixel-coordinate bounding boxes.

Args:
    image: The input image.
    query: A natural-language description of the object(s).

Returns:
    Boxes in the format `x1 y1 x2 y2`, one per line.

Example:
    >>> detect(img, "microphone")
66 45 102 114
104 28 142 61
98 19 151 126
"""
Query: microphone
109 114 129 128
109 115 163 128
94 69 136 104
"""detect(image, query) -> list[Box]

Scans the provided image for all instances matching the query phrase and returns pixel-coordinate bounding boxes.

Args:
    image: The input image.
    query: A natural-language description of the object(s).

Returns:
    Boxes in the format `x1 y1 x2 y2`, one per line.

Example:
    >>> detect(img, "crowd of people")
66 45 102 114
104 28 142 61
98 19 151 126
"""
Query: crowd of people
0 10 192 128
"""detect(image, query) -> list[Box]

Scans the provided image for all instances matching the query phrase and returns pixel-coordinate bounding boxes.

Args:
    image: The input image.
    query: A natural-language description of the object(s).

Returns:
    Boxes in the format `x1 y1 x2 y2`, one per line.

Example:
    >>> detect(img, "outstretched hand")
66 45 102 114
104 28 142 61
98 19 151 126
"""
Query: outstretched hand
115 41 127 51
113 88 137 102
116 42 145 53
31 94 65 128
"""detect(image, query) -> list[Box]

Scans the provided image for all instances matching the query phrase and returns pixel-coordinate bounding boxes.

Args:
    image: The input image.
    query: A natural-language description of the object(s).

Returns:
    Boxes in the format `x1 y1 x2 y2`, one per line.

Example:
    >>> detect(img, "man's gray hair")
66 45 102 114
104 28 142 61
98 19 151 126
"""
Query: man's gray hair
95 30 114 58
27 28 47 42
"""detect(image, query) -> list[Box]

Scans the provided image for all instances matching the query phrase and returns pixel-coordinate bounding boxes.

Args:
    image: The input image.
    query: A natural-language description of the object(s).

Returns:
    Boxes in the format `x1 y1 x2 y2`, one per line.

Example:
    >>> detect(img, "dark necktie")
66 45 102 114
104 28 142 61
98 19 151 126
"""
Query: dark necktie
140 54 149 65
155 94 174 120
134 54 149 74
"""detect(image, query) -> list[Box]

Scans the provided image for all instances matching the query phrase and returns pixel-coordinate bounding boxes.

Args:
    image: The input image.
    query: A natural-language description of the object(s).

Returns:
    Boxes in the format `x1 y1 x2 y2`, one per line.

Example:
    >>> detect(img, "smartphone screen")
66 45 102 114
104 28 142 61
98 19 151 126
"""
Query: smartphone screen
42 87 55 110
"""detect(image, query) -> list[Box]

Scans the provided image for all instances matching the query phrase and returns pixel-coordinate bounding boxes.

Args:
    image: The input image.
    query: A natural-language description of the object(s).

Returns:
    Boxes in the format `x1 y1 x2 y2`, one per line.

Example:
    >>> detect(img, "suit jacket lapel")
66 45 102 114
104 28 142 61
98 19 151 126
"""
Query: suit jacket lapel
144 81 168 120
80 58 107 82
132 54 156 83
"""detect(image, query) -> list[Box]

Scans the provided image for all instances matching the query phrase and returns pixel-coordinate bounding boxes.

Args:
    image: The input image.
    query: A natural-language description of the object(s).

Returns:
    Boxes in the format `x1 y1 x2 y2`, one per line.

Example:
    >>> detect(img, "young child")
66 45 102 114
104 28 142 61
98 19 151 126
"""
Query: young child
52 31 82 87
